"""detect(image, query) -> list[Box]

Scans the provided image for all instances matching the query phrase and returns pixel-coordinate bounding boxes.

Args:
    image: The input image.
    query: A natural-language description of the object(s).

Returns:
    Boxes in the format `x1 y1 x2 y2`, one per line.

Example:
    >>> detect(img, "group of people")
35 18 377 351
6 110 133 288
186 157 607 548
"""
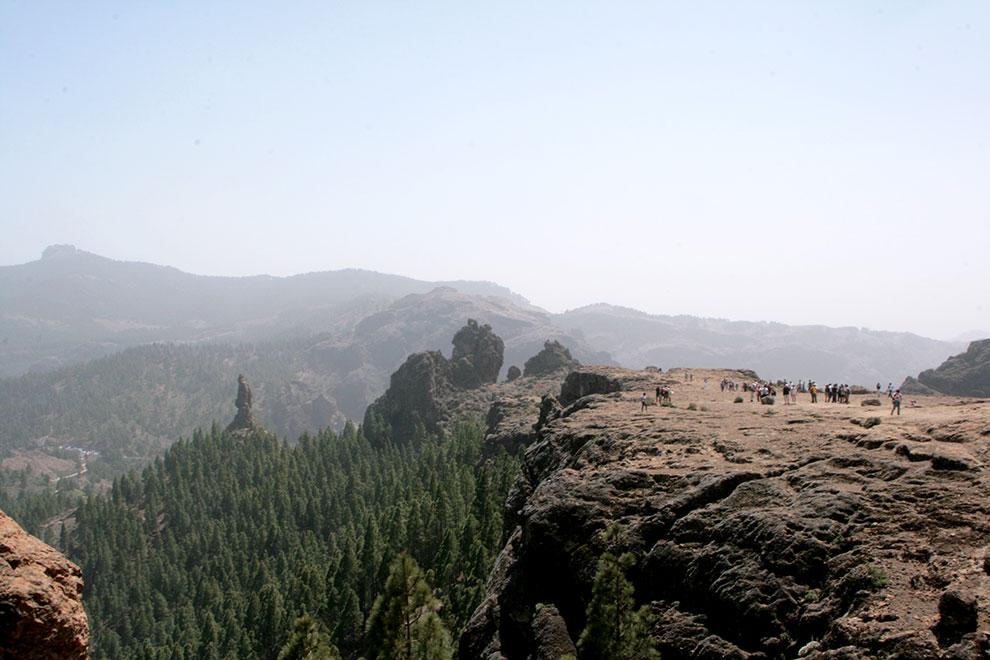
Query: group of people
815 383 852 404
745 381 800 404
641 386 673 409
638 371 906 415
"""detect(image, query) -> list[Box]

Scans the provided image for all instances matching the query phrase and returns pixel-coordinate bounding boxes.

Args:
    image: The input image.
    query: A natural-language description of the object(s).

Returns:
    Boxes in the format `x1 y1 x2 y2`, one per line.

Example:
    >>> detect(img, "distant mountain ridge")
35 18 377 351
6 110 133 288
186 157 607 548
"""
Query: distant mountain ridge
0 245 531 377
0 246 969 492
555 303 964 387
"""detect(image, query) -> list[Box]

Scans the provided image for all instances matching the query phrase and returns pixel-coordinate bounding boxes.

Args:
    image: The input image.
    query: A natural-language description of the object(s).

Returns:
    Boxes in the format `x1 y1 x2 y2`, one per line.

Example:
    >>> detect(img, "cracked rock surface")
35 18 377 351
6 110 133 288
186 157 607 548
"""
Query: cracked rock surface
461 367 990 659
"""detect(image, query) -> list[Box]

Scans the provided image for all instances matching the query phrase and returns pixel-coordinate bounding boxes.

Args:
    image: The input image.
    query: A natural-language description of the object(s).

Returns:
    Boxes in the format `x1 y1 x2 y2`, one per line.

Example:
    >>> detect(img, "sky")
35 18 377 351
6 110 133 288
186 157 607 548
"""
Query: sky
1 1 988 340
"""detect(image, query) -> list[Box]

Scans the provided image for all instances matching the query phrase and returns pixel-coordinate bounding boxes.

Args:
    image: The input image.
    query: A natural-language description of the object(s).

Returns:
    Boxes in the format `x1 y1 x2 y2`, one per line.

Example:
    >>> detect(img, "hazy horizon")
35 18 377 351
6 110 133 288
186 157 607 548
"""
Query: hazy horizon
3 3 988 339
4 242 986 343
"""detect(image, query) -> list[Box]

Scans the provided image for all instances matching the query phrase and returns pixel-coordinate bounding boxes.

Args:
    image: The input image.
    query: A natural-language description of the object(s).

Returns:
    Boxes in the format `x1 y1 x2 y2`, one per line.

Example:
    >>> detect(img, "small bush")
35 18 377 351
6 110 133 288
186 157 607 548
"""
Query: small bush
803 588 821 603
660 400 674 408
866 566 889 589
734 396 744 403
687 402 698 411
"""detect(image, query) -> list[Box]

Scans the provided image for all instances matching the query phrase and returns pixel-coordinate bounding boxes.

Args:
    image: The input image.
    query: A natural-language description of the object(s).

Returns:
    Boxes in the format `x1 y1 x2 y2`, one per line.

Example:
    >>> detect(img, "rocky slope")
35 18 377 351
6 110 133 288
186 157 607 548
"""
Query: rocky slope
462 367 990 659
0 509 89 659
902 339 990 397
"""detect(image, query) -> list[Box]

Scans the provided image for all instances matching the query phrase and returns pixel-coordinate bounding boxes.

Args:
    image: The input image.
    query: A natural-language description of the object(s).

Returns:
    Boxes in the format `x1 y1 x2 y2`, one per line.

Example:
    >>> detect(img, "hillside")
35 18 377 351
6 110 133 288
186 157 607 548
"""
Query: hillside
0 245 529 377
0 299 606 490
69 420 518 659
902 339 990 397
464 367 990 658
557 303 964 386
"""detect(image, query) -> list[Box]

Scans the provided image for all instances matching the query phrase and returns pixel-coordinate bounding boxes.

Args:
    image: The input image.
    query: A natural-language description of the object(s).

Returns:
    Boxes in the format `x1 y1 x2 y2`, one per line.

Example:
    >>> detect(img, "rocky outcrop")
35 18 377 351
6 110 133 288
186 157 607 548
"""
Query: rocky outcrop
0 510 89 659
900 376 941 396
902 339 990 397
226 374 258 432
364 351 454 444
462 367 990 659
506 366 522 383
364 321 515 445
531 604 577 659
450 319 505 389
523 341 581 378
558 370 622 406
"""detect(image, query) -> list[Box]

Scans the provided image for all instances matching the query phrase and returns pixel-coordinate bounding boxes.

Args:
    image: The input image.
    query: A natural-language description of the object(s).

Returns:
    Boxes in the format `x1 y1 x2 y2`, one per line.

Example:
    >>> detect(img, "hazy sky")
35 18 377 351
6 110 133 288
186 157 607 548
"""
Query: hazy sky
2 2 988 339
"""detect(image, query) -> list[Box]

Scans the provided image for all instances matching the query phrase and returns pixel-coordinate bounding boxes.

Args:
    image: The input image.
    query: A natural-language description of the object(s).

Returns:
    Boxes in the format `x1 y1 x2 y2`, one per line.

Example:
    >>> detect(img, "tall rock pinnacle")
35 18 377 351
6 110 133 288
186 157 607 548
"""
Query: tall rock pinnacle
226 374 258 432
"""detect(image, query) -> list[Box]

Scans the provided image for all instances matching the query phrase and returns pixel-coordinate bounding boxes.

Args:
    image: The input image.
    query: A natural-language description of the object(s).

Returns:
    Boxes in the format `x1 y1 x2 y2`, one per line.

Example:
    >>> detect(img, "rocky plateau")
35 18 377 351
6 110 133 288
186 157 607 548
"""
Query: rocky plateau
458 366 990 659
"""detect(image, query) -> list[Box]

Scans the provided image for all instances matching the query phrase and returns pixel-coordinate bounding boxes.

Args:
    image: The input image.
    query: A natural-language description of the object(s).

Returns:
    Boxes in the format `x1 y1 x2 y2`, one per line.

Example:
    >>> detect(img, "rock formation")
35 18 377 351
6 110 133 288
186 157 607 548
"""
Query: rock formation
450 319 505 389
901 339 990 397
364 321 515 445
0 510 89 659
506 365 522 382
462 367 990 659
363 350 455 444
522 340 581 378
226 374 258 432
558 369 622 406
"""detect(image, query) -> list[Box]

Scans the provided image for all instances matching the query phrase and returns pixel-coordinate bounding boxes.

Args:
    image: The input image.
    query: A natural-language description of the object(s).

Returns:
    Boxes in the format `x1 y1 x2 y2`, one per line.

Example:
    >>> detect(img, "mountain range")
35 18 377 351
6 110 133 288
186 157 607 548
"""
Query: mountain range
0 246 971 489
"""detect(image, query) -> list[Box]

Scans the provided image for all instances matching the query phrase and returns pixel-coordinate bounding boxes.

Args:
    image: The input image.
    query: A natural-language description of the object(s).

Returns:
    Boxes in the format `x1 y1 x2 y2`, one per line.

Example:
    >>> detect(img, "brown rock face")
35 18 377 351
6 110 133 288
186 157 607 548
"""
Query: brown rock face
0 510 89 659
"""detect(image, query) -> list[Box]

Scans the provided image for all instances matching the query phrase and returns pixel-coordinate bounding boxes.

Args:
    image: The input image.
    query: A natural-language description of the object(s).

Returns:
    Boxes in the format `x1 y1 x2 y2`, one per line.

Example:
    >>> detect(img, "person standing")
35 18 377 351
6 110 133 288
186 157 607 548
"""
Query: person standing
641 393 648 411
891 389 902 415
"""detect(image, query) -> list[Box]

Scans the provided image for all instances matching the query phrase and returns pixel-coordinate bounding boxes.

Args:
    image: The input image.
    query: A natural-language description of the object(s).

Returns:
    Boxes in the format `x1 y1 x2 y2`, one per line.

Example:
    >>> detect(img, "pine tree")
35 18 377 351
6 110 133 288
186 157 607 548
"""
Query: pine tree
278 614 340 660
576 531 659 660
365 553 453 660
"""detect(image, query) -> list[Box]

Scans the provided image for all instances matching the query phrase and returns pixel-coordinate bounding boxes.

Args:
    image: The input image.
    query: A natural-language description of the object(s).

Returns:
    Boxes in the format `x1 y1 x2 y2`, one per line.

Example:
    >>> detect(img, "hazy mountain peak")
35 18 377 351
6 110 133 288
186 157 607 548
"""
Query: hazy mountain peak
41 244 85 260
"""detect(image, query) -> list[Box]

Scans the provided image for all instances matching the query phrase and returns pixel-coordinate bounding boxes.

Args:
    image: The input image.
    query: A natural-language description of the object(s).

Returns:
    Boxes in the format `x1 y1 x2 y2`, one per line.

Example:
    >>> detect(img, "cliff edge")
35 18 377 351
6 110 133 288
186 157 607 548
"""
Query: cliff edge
1 510 89 659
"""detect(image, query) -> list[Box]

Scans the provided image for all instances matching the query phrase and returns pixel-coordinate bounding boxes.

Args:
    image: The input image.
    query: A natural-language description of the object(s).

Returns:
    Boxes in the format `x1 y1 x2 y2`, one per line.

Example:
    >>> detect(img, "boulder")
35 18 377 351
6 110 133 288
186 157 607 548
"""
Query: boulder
558 370 622 406
531 604 577 660
506 365 522 382
523 340 581 378
933 589 978 646
450 319 504 389
0 510 89 659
